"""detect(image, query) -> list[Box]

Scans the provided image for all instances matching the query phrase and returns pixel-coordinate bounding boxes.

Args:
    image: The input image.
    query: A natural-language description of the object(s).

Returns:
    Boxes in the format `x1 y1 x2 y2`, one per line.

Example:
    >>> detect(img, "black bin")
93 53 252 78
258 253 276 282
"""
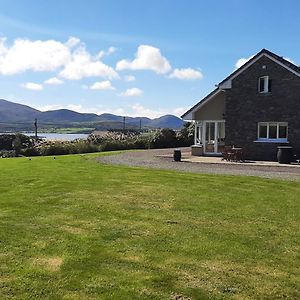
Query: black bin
277 146 293 164
173 149 181 162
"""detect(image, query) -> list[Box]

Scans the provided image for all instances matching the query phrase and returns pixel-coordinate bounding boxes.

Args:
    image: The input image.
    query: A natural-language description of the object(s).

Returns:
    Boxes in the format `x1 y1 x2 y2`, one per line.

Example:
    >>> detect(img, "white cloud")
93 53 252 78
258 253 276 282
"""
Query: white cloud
235 55 254 69
97 46 117 59
37 104 63 111
169 68 203 80
21 82 43 91
119 87 143 97
126 103 186 118
59 46 119 80
116 45 172 74
89 80 115 90
124 75 136 82
235 55 296 69
44 77 64 85
0 38 71 75
128 103 158 118
0 36 119 81
0 37 7 55
65 36 81 48
67 104 84 111
172 106 189 116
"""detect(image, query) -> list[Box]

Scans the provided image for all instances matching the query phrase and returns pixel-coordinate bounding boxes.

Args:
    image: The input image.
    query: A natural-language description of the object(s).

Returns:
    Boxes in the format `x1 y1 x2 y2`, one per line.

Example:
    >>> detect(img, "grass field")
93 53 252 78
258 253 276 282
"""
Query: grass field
0 153 299 299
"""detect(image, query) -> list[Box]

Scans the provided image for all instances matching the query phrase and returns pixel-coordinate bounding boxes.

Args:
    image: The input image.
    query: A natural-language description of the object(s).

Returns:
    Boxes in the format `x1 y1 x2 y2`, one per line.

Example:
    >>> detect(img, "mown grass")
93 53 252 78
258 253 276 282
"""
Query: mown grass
0 153 299 299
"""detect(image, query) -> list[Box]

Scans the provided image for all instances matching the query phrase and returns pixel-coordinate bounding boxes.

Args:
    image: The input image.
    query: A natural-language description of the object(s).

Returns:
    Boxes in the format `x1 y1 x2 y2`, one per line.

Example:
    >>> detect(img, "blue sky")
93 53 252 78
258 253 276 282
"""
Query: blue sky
0 0 299 118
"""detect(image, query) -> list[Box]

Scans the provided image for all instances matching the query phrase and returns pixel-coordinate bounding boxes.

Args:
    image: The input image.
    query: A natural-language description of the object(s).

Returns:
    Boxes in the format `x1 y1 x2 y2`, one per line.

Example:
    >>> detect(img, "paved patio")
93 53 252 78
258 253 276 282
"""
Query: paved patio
98 148 300 181
157 150 300 168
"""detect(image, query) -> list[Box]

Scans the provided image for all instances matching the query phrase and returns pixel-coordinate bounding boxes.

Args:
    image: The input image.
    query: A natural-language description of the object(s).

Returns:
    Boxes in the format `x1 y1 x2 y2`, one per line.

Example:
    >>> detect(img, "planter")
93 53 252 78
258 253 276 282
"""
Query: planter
277 146 293 164
191 145 203 156
173 149 181 162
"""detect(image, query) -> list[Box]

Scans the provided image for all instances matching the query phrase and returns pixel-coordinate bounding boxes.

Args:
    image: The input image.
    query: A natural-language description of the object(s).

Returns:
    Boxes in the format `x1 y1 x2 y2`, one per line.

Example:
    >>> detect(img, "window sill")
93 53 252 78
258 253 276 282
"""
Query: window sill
254 139 289 143
258 92 272 95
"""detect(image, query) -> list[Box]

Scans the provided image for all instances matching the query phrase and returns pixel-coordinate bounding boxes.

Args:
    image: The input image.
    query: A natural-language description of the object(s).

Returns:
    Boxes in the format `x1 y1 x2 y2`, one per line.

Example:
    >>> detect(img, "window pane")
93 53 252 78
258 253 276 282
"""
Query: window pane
279 125 287 138
268 79 272 92
259 124 267 138
218 122 225 140
269 124 277 139
206 122 215 143
259 78 265 92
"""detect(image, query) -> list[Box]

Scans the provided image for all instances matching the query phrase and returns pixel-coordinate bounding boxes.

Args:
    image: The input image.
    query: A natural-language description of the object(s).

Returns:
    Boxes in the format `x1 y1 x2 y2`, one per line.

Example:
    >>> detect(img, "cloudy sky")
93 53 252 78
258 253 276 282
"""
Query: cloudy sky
0 0 299 118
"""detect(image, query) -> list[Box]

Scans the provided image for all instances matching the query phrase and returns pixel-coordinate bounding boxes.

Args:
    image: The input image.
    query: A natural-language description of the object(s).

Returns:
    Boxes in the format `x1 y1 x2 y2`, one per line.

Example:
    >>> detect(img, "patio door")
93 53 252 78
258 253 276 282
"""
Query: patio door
203 121 225 154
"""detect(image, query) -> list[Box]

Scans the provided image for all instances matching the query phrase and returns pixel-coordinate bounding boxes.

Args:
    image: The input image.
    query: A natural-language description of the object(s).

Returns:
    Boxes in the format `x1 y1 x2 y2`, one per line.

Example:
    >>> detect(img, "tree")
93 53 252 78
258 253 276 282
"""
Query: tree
176 122 194 146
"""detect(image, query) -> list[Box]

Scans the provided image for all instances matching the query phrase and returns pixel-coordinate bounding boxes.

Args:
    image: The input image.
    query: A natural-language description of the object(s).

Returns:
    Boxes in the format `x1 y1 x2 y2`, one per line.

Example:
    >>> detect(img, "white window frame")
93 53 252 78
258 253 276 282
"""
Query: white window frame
258 76 269 93
256 122 288 143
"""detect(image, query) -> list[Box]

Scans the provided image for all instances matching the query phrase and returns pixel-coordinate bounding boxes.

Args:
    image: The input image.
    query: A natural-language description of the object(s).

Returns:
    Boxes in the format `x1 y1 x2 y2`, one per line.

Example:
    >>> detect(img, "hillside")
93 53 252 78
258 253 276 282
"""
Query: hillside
0 99 184 130
0 99 40 122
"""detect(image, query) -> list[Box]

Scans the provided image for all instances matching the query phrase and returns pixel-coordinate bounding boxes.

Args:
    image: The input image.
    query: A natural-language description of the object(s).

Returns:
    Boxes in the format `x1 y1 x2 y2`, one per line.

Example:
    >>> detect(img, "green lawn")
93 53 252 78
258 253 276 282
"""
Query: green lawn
0 153 299 299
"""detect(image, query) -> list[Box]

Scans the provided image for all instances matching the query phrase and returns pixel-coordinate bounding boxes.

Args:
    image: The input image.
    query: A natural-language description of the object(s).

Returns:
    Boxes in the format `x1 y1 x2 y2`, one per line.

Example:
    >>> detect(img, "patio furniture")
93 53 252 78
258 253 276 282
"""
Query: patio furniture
232 147 244 162
222 146 234 161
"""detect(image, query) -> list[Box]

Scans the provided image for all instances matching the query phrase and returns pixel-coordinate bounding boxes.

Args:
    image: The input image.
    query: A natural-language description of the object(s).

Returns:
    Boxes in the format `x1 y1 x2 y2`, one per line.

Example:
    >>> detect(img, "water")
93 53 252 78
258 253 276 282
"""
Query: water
23 132 89 141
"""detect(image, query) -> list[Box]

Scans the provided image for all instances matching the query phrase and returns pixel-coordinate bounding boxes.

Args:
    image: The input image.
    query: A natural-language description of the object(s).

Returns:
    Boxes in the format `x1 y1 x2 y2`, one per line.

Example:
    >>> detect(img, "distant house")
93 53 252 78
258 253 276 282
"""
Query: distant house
181 49 300 161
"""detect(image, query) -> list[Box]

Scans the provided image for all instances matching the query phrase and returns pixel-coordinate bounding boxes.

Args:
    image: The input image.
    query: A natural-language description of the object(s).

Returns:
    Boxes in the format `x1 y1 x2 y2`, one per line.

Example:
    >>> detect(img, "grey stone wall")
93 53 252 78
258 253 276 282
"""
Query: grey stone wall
225 56 300 161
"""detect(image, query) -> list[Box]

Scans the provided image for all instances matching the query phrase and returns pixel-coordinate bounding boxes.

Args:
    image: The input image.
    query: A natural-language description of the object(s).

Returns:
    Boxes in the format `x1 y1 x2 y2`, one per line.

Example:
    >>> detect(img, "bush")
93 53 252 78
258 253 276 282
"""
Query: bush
100 140 136 151
14 125 192 157
38 143 69 156
0 150 15 158
88 127 192 152
20 140 100 157
12 134 22 156
70 141 100 154
0 133 32 150
148 128 178 149
176 122 194 146
20 147 41 157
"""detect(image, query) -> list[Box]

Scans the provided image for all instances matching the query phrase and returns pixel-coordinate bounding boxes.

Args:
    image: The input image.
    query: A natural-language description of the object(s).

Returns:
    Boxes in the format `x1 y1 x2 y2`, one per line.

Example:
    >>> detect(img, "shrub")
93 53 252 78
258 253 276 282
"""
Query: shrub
148 128 178 149
12 134 22 156
0 150 15 158
176 122 194 146
0 133 32 150
21 147 41 157
70 141 100 154
100 140 135 151
38 143 69 156
21 140 101 157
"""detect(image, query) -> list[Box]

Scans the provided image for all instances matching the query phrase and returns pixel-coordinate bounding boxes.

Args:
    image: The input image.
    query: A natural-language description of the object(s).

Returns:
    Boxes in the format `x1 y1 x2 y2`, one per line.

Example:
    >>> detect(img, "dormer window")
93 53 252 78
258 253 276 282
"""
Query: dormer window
258 76 271 93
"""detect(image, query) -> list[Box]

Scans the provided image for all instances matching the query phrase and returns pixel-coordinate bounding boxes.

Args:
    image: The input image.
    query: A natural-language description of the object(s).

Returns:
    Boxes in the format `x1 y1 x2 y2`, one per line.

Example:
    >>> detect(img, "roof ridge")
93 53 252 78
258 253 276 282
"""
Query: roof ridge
181 49 300 119
218 49 300 86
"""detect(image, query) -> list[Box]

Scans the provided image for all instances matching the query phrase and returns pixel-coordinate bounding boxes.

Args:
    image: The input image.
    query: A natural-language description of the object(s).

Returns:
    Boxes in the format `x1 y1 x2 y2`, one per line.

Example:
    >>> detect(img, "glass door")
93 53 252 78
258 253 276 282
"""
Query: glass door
204 121 225 154
205 122 216 153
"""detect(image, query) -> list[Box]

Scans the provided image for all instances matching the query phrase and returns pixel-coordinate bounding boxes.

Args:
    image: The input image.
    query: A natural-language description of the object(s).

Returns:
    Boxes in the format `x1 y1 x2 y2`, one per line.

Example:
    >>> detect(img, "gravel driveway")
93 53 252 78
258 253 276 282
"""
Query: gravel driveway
98 148 300 181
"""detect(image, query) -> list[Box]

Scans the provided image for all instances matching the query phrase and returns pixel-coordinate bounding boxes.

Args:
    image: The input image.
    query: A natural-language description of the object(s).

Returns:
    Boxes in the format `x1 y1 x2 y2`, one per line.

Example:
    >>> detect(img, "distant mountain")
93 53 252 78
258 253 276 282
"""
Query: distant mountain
39 109 100 123
149 115 184 129
0 99 39 122
0 99 184 129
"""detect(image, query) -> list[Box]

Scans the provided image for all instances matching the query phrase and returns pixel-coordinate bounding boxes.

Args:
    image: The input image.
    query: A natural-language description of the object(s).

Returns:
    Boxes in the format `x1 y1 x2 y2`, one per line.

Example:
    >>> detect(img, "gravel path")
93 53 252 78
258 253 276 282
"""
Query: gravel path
98 148 300 181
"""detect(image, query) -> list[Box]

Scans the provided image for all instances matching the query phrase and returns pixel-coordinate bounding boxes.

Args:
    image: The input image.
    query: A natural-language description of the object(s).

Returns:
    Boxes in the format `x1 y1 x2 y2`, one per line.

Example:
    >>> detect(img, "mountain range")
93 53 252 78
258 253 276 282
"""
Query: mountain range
0 99 184 131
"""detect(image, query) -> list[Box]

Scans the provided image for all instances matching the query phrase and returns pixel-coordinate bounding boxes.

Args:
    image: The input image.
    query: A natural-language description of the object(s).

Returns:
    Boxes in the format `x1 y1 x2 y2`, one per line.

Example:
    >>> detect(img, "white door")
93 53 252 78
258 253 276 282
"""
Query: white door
203 121 225 154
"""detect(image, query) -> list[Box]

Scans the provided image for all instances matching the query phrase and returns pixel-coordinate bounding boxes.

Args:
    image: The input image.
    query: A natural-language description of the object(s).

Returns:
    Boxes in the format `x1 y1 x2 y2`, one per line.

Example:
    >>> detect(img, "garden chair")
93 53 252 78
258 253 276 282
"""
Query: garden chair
222 145 234 161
